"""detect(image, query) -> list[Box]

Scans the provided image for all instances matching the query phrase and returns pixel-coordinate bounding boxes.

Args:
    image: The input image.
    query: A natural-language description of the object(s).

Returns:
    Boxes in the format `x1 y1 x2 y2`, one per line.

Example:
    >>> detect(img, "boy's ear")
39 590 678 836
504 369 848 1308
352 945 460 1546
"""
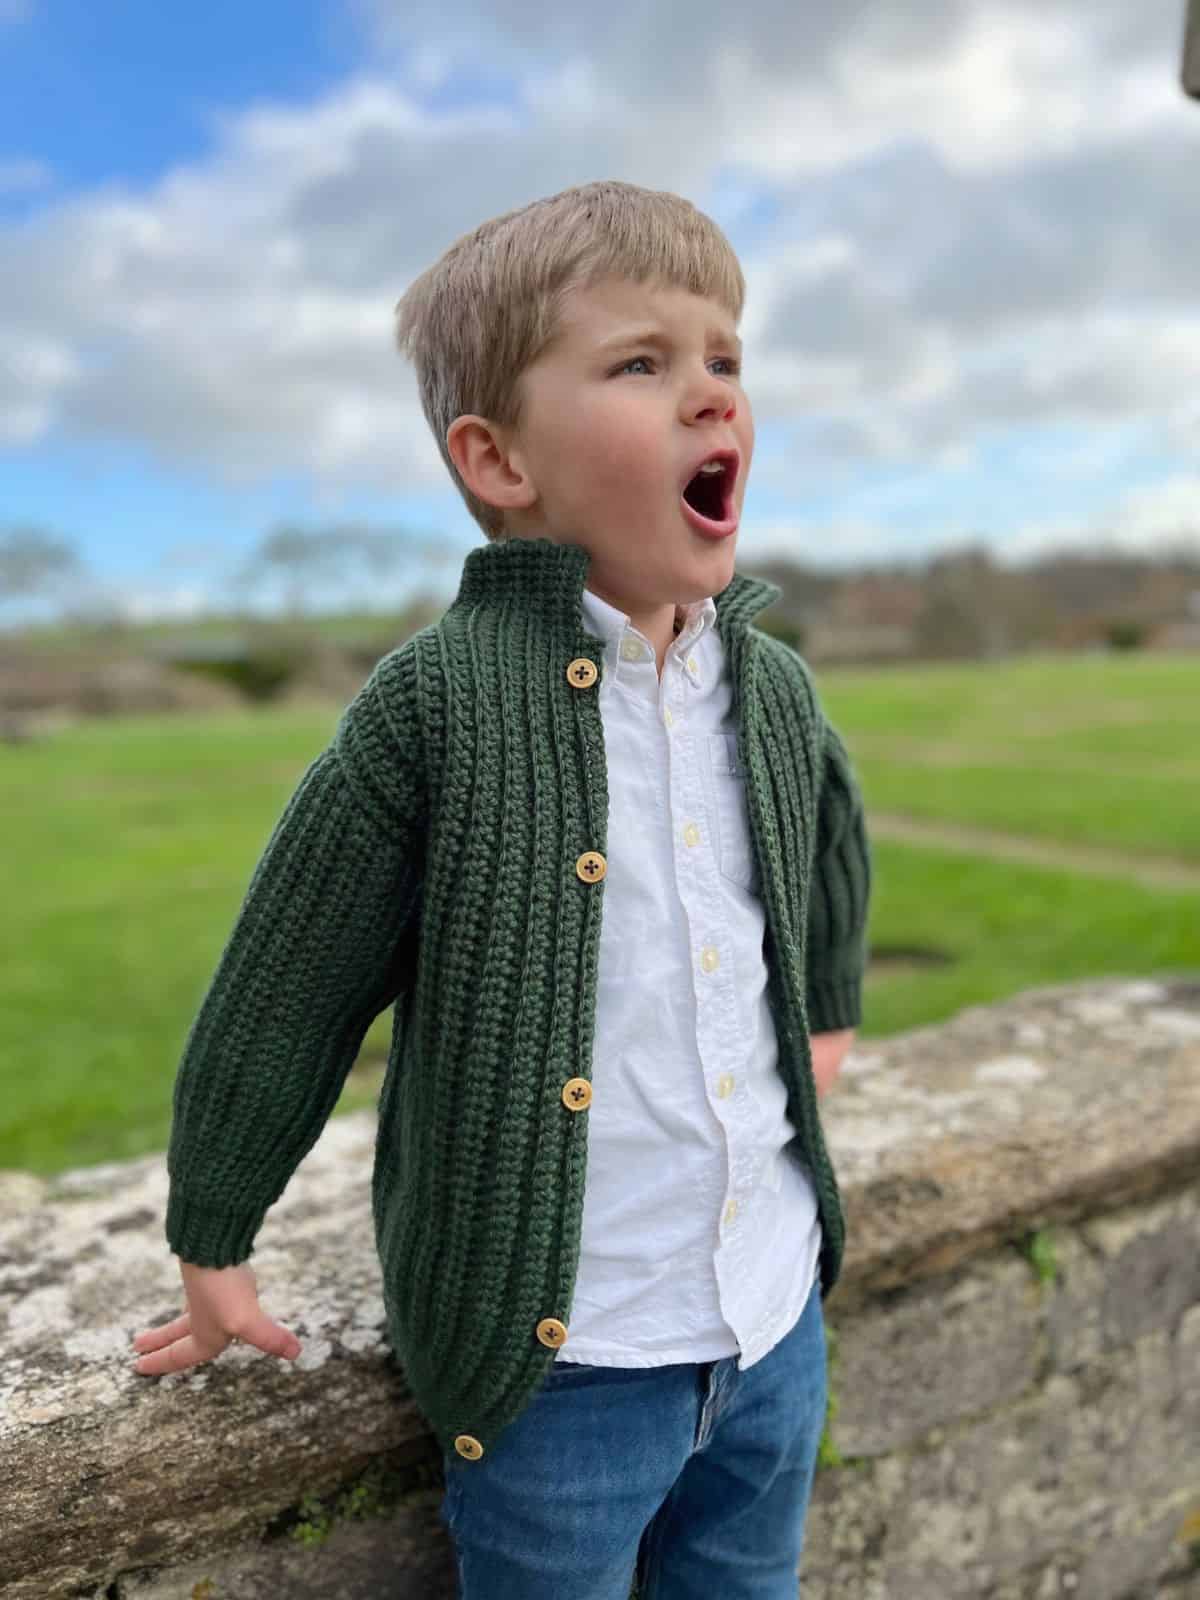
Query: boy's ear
446 415 538 514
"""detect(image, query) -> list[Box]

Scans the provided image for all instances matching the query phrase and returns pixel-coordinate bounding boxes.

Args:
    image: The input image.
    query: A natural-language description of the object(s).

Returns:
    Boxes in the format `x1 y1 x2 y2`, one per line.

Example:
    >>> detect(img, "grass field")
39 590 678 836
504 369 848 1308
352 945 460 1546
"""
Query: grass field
2 648 1197 1177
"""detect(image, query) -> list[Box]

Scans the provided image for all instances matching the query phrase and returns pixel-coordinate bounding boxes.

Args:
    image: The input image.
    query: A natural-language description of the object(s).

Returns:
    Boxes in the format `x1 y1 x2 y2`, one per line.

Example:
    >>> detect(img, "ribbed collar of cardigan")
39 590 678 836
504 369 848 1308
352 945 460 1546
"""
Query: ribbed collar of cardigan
449 535 783 645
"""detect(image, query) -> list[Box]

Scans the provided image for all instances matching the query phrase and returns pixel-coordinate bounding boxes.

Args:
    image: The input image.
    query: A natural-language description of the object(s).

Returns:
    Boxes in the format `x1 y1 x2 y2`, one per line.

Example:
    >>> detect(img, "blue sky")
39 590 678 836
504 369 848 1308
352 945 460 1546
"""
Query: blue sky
0 1 362 199
2 0 1198 624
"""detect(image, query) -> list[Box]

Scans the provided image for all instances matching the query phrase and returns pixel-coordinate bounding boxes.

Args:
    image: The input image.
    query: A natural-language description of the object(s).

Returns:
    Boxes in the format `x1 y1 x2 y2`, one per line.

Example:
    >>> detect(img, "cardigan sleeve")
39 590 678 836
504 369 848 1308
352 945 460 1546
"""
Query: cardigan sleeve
805 716 873 1033
163 644 428 1268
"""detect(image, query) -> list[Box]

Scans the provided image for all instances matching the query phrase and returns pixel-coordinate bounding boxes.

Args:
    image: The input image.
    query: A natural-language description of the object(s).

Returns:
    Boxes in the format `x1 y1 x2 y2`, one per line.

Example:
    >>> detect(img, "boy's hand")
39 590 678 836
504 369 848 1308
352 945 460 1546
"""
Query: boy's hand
130 1260 302 1375
811 1028 856 1099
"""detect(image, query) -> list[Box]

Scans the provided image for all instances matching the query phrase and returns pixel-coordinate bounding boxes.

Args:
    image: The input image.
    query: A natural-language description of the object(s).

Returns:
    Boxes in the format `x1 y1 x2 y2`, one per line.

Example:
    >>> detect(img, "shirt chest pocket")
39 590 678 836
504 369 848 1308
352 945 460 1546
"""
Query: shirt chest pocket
706 732 759 893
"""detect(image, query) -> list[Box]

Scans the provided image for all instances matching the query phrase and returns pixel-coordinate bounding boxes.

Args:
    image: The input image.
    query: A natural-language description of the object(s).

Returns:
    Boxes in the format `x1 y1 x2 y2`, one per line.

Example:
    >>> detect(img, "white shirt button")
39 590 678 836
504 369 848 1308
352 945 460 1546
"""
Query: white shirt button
683 822 701 847
724 1198 739 1226
700 946 720 974
664 707 674 728
620 637 645 662
716 1073 735 1098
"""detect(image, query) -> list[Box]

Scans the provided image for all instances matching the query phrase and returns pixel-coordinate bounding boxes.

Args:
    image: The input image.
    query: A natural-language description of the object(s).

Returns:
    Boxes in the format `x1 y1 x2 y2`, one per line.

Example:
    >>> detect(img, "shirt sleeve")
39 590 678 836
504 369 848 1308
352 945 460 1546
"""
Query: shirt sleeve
163 644 427 1268
805 716 873 1033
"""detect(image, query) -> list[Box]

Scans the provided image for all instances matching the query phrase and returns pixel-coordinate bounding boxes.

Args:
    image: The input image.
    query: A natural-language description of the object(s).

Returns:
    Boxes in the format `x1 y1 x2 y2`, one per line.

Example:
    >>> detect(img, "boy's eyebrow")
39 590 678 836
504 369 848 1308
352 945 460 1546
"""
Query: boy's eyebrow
595 326 743 356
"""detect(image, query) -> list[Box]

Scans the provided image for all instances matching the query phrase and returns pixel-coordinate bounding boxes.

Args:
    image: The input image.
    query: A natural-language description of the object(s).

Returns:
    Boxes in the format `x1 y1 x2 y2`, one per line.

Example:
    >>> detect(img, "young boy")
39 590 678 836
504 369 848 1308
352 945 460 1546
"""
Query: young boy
133 180 872 1598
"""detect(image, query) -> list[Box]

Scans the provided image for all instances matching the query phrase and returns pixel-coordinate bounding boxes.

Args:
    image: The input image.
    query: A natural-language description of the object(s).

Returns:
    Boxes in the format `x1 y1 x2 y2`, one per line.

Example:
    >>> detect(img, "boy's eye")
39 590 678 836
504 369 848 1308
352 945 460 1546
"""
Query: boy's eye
615 356 742 377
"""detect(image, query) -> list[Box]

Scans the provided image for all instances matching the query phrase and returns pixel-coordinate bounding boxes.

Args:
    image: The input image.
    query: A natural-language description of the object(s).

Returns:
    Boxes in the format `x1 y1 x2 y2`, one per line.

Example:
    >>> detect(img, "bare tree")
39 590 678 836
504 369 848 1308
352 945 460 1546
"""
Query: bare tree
228 522 425 618
0 525 86 625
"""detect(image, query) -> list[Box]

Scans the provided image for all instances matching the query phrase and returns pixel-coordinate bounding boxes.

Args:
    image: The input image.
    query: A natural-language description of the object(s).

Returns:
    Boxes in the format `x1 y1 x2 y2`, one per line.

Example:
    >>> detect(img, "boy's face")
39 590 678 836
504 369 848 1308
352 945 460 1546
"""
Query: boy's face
486 274 754 616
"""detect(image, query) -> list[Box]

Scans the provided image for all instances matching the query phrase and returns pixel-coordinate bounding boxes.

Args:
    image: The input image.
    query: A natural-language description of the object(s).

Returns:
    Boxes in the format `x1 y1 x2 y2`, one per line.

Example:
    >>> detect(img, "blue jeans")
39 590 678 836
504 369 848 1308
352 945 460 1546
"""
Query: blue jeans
439 1274 827 1598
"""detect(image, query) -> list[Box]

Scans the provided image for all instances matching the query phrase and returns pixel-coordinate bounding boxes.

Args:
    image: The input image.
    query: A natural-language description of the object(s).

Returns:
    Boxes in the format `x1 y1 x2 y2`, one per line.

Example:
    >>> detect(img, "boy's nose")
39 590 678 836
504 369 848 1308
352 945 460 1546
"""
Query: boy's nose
689 389 736 423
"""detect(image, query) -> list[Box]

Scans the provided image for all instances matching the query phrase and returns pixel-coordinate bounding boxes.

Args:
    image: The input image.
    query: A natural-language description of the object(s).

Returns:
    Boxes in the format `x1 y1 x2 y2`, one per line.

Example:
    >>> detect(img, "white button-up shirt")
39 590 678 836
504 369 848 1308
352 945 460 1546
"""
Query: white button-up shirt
555 584 822 1370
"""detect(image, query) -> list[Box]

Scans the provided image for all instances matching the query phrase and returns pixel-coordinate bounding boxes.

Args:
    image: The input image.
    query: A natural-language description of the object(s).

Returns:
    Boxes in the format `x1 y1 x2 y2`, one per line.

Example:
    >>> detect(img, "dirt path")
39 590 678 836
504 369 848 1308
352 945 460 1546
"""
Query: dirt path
868 812 1200 894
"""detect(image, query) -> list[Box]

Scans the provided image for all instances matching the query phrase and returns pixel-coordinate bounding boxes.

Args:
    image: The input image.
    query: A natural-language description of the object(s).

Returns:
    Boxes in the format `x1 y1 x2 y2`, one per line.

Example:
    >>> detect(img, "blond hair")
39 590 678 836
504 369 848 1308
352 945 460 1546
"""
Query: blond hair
393 179 745 542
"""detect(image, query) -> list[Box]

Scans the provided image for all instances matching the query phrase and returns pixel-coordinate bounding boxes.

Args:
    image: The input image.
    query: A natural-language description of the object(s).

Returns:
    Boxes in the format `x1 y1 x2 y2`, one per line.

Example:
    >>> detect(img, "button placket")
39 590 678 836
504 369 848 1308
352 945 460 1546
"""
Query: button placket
651 614 763 1352
677 727 747 1282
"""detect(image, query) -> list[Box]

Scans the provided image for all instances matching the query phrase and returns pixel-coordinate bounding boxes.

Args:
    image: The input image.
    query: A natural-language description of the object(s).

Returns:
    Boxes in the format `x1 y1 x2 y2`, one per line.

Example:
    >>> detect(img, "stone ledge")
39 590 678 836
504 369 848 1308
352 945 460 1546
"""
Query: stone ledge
828 973 1200 1307
1 973 1198 1598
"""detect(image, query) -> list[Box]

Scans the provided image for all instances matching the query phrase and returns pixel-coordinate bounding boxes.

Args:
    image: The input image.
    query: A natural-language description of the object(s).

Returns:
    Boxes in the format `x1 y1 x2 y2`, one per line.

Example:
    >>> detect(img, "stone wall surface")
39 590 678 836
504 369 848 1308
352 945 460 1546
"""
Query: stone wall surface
1 974 1198 1599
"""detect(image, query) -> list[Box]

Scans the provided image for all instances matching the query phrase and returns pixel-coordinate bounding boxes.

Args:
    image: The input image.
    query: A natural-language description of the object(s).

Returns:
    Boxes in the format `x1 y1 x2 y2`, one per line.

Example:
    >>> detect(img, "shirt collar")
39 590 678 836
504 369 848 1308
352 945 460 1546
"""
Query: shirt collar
579 585 717 687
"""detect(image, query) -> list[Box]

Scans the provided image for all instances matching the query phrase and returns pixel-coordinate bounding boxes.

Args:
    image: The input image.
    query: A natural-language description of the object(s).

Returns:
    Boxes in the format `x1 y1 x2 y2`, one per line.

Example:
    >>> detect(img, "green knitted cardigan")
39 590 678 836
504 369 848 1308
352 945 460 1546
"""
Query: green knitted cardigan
164 534 872 1461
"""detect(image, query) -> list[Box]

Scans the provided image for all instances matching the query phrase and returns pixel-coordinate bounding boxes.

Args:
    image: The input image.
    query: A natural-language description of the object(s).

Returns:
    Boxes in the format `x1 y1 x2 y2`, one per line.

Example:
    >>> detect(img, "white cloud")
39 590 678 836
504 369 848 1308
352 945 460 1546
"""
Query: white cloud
116 583 211 623
0 331 81 443
1089 473 1200 548
1000 474 1200 563
740 513 938 571
364 0 1186 172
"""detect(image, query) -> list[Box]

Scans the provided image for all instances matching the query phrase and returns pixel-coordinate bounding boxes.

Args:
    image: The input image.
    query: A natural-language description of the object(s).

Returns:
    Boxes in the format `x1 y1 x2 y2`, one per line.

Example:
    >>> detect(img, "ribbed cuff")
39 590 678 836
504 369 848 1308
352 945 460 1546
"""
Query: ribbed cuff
806 976 862 1033
165 1187 266 1268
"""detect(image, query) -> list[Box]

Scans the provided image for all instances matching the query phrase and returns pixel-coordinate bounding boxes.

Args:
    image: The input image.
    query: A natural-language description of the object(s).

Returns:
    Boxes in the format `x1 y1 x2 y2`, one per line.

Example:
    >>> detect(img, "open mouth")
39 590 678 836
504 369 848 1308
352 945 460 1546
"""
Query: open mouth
680 450 738 534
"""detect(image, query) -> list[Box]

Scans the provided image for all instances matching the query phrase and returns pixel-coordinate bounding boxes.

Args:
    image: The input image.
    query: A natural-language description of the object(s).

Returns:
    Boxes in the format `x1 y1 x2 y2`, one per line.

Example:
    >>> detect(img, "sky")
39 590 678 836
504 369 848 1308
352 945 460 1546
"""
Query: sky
2 0 1199 623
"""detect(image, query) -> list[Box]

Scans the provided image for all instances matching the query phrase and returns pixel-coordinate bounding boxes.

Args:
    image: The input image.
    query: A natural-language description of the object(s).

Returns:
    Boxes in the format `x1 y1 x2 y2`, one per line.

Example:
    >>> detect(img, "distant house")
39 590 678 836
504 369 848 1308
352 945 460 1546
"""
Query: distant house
801 571 924 662
803 621 917 663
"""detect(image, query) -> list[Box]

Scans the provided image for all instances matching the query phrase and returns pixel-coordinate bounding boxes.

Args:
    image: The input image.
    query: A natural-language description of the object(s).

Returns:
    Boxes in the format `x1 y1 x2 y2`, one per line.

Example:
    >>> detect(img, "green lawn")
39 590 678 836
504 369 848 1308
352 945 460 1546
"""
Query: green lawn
2 650 1198 1176
821 650 1200 857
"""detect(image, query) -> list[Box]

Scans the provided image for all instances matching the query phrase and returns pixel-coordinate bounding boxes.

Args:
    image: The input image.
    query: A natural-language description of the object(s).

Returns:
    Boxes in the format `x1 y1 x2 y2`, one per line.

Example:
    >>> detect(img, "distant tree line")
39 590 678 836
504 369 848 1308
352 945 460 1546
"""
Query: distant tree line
2 522 1199 663
0 521 451 631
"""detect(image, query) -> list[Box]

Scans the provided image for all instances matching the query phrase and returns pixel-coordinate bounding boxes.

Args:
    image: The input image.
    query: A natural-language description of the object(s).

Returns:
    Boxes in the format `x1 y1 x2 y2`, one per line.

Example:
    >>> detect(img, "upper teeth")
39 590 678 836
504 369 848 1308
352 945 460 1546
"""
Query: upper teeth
698 460 724 475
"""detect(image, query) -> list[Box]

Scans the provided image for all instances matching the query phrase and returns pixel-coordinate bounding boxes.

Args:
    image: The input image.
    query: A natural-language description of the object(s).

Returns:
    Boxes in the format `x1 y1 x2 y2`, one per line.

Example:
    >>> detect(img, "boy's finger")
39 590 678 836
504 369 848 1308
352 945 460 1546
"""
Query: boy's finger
241 1313 302 1360
131 1314 189 1351
131 1333 213 1376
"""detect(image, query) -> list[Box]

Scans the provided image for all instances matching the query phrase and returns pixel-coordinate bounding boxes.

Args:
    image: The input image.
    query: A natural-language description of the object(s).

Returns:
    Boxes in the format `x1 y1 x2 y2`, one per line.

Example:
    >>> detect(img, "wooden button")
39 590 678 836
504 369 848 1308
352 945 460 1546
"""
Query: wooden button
562 1077 592 1111
536 1317 568 1348
575 851 607 883
566 657 598 689
454 1434 484 1460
